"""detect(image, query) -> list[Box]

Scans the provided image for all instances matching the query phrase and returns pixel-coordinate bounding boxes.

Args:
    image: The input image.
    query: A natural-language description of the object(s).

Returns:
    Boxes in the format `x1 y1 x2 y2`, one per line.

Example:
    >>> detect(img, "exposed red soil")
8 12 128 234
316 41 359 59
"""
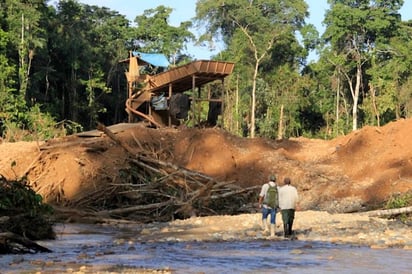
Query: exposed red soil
1 118 412 213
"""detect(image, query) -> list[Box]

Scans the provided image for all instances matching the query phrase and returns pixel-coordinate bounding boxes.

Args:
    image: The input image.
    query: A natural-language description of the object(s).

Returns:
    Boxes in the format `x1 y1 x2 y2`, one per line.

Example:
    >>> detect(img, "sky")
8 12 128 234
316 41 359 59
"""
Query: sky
75 0 412 60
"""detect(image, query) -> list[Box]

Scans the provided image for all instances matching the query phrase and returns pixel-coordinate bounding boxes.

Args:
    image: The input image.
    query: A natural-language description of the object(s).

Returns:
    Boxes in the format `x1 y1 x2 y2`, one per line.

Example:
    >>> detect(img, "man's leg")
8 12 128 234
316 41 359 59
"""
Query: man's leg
288 209 295 236
261 207 269 232
269 208 276 237
281 210 289 237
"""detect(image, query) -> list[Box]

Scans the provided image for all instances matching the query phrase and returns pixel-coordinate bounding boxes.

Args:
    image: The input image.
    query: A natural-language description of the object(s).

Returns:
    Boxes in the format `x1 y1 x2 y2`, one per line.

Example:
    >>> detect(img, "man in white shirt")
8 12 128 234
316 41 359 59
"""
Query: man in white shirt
278 177 299 238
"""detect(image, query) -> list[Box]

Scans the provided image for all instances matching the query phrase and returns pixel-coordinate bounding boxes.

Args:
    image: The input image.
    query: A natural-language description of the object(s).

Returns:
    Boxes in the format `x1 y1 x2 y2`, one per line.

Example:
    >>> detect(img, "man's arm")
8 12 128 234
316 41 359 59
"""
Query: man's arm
294 188 299 210
258 184 267 208
258 195 264 208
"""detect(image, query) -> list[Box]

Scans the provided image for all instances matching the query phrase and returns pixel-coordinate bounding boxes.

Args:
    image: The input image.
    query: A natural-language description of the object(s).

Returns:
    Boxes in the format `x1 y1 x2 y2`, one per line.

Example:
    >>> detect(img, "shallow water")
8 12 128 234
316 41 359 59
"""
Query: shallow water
1 224 411 273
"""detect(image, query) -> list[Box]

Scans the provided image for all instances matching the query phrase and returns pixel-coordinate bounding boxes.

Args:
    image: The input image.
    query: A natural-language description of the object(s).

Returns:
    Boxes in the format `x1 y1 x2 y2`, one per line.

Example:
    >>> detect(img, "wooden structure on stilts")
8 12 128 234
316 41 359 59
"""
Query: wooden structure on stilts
122 52 235 127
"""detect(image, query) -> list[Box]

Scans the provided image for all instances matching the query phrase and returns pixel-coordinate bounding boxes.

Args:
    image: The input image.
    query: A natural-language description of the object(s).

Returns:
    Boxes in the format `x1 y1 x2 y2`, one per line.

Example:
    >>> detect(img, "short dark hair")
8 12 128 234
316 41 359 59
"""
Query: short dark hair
269 175 276 182
284 177 291 184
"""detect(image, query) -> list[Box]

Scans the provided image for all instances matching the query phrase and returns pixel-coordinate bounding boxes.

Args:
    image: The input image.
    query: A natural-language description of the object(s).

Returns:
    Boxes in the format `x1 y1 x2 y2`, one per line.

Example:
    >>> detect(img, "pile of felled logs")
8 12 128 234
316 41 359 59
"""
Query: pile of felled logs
51 124 260 223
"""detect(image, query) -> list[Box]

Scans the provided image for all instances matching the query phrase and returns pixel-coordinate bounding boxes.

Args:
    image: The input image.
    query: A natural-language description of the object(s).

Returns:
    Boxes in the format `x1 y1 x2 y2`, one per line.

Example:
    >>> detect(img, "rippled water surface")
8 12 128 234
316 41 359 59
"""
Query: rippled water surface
1 224 411 273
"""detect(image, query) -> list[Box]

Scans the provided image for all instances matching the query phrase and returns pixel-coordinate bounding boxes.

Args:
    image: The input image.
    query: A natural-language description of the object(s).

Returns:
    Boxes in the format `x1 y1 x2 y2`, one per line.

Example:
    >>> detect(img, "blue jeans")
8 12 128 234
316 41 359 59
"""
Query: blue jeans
262 207 277 224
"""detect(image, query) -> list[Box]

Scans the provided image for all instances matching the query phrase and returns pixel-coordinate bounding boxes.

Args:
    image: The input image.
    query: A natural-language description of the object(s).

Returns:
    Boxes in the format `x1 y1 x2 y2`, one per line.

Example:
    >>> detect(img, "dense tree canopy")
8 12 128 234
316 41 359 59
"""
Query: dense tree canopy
322 0 404 130
195 0 310 138
0 0 411 141
133 5 195 65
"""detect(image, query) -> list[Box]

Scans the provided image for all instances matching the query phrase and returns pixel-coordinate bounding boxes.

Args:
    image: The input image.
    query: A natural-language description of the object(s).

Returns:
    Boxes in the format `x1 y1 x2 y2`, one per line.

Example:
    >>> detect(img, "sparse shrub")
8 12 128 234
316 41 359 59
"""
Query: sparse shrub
385 192 412 224
386 192 412 209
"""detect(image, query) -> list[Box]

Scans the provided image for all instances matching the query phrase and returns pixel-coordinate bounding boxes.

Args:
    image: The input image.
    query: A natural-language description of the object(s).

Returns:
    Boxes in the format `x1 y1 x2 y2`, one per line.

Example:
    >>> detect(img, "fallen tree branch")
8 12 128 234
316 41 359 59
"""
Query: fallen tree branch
134 155 219 184
174 180 214 215
95 200 174 216
360 206 412 217
22 152 43 178
97 122 137 155
0 232 52 254
210 185 261 199
43 123 260 222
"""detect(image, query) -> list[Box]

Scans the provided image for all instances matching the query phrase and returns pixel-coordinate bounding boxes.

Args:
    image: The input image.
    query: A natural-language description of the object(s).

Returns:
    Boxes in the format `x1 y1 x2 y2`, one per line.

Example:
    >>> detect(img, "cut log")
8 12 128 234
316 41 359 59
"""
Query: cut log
44 123 261 222
361 206 412 217
0 232 52 254
96 201 174 216
97 122 137 155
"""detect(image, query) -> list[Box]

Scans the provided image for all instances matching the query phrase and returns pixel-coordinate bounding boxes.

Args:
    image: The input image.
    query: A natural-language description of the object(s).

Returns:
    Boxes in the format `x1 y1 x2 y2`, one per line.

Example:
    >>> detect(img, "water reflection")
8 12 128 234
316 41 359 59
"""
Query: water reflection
0 224 410 273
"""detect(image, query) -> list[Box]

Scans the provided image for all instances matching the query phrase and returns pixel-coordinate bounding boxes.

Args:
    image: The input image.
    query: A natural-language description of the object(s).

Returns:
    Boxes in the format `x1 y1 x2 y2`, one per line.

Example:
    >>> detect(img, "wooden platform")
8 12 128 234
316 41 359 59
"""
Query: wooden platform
76 123 143 137
146 60 235 94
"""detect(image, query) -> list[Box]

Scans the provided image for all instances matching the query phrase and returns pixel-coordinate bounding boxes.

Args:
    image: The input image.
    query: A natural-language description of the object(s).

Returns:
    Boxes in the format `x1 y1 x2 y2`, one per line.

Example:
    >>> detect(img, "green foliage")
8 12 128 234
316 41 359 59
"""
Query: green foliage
257 64 318 138
133 5 195 64
80 68 112 128
2 104 68 142
195 0 308 49
385 191 412 223
4 0 48 101
0 93 28 140
0 176 55 240
320 0 404 131
0 0 412 140
196 0 310 137
386 192 412 209
26 104 65 140
0 176 51 216
0 29 16 95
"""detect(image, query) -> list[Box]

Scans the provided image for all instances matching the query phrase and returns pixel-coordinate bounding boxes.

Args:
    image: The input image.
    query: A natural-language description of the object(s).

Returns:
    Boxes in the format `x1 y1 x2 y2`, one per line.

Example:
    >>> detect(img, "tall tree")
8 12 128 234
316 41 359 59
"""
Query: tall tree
367 18 412 123
394 20 412 119
0 28 17 136
133 5 195 65
4 0 47 101
322 0 403 130
47 0 130 128
0 0 53 139
195 0 308 138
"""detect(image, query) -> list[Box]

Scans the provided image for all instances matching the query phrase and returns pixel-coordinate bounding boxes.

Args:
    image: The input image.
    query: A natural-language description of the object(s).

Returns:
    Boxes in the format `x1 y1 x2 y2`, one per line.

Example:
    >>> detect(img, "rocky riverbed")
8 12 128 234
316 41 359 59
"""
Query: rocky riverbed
2 211 411 274
132 211 412 249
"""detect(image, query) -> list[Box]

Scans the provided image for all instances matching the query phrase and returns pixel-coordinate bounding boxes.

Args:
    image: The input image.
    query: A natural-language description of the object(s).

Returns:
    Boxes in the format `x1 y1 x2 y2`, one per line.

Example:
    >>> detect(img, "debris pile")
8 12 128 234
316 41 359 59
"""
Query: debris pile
0 176 54 254
49 124 260 223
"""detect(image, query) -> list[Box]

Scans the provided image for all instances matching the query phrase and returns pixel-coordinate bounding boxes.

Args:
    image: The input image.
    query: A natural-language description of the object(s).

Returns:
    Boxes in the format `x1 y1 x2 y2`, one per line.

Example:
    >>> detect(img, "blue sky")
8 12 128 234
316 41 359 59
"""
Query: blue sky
77 0 412 60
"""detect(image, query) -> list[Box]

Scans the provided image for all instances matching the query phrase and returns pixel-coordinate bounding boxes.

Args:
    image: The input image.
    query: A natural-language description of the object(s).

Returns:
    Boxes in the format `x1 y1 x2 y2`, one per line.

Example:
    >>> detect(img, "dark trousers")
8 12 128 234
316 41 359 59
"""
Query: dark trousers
281 209 295 237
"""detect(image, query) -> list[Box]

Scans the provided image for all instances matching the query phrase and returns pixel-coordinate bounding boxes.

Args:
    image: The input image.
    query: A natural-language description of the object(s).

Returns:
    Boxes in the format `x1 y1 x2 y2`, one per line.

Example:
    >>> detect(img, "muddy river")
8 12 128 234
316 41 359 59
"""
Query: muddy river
1 224 411 273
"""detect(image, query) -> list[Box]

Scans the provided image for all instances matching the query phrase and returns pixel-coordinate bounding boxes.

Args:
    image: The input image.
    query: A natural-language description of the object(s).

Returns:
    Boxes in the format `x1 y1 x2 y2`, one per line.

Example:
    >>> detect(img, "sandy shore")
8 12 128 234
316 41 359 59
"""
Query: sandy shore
133 211 412 249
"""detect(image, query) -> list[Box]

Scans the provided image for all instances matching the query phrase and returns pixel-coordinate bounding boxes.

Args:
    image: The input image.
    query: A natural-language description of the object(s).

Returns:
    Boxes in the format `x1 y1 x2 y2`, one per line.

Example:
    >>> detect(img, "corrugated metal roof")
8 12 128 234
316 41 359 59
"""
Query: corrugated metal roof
132 51 170 67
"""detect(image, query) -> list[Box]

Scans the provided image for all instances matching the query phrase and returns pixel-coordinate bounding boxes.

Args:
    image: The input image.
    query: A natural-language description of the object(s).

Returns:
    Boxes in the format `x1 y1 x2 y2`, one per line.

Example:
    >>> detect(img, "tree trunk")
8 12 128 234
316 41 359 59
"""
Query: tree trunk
19 14 28 99
361 206 412 217
250 61 259 138
369 83 380 126
352 63 362 131
335 73 340 135
277 104 284 140
236 75 239 134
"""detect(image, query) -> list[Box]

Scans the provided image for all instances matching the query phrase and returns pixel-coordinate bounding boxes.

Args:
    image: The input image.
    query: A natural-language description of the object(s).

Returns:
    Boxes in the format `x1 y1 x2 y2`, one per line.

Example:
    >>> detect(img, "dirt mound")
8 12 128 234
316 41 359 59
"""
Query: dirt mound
1 119 412 216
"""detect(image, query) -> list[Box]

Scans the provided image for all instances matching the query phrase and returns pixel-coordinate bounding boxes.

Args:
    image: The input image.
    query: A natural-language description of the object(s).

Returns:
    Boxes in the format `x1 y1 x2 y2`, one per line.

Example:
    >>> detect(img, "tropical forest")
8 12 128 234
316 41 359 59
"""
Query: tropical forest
2 0 412 261
0 0 410 141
